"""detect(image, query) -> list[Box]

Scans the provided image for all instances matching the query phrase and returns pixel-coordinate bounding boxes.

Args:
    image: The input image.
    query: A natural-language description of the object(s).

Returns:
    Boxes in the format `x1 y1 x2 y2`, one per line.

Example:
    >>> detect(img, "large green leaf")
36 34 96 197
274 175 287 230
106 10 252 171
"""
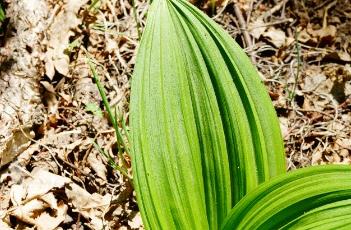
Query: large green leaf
171 0 285 204
130 0 285 228
221 165 351 230
284 199 351 229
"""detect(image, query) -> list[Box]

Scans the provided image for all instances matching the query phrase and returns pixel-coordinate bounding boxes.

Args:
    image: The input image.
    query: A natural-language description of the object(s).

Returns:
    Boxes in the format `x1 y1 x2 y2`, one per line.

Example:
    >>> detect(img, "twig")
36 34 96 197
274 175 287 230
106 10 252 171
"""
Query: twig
212 0 229 20
233 1 255 63
247 18 293 31
233 2 252 48
17 124 63 172
322 0 337 28
246 0 254 24
315 0 336 10
260 0 289 20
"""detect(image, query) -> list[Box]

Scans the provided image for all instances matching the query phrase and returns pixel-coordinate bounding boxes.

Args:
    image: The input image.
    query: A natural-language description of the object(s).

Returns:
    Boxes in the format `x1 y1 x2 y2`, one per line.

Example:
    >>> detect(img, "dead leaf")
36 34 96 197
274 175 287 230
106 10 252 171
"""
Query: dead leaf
0 219 12 230
11 197 67 230
128 212 143 229
323 51 351 62
11 199 47 225
35 201 67 230
65 183 111 229
24 168 70 201
87 150 107 180
311 149 323 165
6 169 71 229
0 128 33 168
45 0 89 79
10 185 26 206
279 117 289 139
302 72 327 92
74 77 101 106
297 29 314 44
263 27 286 48
40 81 56 94
307 24 336 45
336 139 351 149
249 18 266 39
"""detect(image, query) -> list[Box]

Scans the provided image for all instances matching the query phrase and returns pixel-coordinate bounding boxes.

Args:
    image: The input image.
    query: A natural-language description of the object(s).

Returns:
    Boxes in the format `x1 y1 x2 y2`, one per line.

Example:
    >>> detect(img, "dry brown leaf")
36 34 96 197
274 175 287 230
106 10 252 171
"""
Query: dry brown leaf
324 51 351 62
279 117 289 139
24 168 70 200
311 149 323 165
10 185 26 206
65 183 111 229
45 0 89 79
15 143 40 167
302 72 327 92
11 199 47 225
74 77 101 106
87 150 107 180
249 18 266 39
11 197 67 230
263 27 286 48
340 149 349 157
0 219 12 230
0 128 33 168
40 81 56 94
297 29 314 43
35 201 67 230
6 169 72 229
336 139 351 149
307 24 336 44
128 212 143 229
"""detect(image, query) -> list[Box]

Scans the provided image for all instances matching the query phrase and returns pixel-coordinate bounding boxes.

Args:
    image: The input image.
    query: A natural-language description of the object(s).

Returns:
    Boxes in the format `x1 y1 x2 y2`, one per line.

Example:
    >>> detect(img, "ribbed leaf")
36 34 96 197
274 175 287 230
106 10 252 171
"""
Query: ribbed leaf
221 165 351 230
170 0 286 204
131 0 229 228
130 0 285 228
284 199 351 229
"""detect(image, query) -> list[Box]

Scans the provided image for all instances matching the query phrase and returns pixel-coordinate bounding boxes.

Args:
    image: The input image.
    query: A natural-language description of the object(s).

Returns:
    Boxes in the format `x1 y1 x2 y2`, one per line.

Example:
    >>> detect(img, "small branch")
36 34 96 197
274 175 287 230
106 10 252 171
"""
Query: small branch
233 2 256 63
233 2 252 49
260 0 289 20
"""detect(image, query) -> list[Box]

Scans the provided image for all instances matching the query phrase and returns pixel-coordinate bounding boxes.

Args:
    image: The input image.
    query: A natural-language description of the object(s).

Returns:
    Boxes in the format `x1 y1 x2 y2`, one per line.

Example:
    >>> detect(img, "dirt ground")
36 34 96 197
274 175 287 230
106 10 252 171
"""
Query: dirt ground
0 0 350 229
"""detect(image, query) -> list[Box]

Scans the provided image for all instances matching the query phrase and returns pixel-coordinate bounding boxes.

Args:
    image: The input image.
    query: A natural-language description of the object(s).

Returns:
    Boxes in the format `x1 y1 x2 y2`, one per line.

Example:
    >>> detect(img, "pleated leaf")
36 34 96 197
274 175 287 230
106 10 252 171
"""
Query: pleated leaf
171 0 286 203
221 165 351 230
130 0 285 228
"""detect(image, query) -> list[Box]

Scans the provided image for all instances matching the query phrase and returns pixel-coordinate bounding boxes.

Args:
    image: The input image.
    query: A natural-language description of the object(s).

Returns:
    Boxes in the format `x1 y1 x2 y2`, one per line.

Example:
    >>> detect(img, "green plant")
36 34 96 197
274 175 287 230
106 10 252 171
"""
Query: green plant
288 32 302 103
222 165 351 229
128 0 351 229
85 102 103 118
88 59 130 179
88 0 101 11
130 0 285 228
0 4 5 22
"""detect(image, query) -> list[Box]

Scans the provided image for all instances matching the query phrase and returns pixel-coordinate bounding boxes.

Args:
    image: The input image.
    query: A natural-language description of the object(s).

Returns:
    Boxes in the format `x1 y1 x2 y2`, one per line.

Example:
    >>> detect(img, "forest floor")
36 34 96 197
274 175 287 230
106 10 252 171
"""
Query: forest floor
0 0 350 229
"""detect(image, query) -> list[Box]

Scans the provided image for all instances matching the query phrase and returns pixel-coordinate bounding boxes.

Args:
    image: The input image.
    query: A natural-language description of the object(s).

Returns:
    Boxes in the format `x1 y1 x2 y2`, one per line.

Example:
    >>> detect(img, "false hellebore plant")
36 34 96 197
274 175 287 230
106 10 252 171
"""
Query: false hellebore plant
130 0 351 229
